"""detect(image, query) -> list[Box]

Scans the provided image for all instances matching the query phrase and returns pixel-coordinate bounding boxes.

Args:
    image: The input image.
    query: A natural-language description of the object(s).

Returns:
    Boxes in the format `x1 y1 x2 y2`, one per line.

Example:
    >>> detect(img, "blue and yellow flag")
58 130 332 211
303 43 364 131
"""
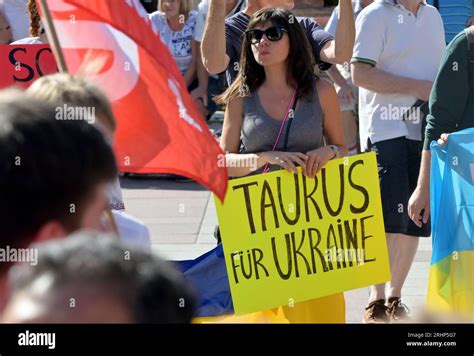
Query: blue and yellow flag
428 128 474 318
176 244 345 323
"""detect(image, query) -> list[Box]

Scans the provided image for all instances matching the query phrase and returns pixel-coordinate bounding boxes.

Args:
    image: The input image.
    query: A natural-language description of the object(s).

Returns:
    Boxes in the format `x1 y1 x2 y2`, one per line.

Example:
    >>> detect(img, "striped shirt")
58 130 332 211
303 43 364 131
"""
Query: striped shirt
427 0 474 43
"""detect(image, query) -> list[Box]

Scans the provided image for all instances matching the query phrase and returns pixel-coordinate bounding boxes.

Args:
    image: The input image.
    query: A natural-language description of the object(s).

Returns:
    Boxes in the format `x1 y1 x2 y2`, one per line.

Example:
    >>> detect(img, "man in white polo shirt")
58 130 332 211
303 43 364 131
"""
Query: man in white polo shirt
351 0 445 323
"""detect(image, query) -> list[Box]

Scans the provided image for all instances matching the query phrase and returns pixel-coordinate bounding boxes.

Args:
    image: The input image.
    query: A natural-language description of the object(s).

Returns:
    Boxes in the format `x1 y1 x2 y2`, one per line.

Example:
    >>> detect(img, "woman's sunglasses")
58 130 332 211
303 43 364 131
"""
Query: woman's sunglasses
245 26 288 45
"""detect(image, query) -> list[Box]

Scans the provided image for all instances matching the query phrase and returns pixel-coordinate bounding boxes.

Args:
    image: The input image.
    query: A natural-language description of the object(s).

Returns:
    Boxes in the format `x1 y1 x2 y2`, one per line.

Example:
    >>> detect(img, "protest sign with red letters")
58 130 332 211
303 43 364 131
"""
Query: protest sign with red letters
0 45 58 89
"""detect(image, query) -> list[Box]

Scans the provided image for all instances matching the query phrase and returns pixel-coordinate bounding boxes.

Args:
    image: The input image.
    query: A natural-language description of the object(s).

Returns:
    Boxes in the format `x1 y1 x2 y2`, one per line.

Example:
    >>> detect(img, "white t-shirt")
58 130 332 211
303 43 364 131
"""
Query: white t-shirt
113 210 151 250
352 0 445 150
107 179 150 250
10 36 43 44
149 10 198 75
0 0 29 42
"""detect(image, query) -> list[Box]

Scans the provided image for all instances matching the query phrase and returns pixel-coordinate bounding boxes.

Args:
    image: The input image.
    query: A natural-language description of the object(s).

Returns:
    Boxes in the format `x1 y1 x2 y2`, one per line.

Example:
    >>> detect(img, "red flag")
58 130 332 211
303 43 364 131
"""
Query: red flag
40 0 228 200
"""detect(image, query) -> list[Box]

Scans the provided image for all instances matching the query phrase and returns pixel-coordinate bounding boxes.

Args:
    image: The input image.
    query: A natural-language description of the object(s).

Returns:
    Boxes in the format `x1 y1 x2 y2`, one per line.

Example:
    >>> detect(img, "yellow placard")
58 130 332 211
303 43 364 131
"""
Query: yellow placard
214 152 391 315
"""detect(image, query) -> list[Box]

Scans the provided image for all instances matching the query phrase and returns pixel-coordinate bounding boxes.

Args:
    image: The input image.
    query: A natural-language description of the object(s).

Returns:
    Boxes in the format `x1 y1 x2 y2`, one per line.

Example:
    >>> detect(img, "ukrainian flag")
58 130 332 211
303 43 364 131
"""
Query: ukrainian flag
428 128 474 318
176 244 345 323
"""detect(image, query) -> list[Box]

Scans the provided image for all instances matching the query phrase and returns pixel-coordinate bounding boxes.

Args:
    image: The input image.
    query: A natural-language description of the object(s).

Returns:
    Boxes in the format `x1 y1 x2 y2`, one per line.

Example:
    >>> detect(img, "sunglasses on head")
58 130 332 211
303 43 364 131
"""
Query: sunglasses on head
245 26 288 45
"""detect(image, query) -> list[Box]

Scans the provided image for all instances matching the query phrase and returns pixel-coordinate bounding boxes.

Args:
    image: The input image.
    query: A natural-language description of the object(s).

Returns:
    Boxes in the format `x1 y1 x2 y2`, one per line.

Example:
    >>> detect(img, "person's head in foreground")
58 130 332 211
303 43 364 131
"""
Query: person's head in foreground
217 7 316 104
1 232 196 323
27 73 117 141
0 90 117 284
27 73 127 211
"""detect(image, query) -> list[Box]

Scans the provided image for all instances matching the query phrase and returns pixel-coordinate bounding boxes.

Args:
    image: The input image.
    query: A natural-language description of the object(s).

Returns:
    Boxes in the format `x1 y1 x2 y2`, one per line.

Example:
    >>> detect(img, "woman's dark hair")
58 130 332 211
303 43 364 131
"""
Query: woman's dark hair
216 8 317 105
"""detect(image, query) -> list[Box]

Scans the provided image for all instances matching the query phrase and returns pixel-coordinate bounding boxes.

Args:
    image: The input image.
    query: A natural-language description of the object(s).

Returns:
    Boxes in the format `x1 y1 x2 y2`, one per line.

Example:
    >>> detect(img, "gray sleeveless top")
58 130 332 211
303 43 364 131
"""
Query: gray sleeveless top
241 80 324 174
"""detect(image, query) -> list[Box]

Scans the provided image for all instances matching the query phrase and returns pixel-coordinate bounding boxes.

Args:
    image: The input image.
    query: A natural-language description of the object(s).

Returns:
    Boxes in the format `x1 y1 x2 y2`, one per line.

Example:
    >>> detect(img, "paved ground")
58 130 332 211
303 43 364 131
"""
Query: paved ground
121 176 432 323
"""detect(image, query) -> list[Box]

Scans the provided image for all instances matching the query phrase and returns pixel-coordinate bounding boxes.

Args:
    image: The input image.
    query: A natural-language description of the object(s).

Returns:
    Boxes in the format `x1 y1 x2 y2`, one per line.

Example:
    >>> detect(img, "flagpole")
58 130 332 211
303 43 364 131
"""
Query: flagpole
37 0 68 73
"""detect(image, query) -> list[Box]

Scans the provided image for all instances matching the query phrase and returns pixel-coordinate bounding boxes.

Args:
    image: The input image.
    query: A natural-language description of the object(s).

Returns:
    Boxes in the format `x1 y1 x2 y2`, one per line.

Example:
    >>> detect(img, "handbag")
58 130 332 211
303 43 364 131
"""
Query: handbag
262 87 299 173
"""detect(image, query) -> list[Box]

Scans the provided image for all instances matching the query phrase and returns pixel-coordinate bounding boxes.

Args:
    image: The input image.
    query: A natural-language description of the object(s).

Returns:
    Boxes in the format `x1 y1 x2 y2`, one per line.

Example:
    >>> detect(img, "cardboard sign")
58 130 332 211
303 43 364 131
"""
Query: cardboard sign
214 152 391 315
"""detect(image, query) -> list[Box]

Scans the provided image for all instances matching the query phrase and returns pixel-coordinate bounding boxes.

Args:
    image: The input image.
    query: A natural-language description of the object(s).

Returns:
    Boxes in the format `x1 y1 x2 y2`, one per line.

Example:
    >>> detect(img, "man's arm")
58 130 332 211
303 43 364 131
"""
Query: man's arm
424 34 470 150
327 65 349 88
320 0 355 64
409 34 469 226
351 62 433 100
349 5 431 97
408 149 431 227
327 65 354 106
201 0 230 75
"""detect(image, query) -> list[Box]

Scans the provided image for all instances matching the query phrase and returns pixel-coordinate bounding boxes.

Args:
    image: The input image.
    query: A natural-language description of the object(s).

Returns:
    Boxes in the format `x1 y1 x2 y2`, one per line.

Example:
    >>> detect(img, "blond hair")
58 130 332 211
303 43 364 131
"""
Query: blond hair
158 0 192 19
27 73 116 132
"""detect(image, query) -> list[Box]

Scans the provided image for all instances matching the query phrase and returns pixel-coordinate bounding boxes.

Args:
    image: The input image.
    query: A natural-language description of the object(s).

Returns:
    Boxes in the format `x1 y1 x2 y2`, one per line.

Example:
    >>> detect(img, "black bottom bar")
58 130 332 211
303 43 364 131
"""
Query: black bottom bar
0 324 472 354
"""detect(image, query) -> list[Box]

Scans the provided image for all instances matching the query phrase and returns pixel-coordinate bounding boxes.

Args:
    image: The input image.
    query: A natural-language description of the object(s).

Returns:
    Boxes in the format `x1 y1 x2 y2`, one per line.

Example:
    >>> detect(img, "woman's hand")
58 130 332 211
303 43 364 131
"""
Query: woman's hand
191 86 209 118
191 86 208 107
262 151 308 174
304 146 335 178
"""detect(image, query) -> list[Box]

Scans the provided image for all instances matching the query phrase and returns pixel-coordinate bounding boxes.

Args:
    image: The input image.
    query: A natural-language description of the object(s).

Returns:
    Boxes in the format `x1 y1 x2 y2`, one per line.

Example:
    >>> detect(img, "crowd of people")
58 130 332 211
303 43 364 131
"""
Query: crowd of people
0 0 472 323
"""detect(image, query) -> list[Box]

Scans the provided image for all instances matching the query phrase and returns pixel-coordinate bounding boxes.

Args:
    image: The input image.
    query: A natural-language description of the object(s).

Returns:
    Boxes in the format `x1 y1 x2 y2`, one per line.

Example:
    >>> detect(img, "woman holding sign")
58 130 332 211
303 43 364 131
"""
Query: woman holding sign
216 8 348 323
